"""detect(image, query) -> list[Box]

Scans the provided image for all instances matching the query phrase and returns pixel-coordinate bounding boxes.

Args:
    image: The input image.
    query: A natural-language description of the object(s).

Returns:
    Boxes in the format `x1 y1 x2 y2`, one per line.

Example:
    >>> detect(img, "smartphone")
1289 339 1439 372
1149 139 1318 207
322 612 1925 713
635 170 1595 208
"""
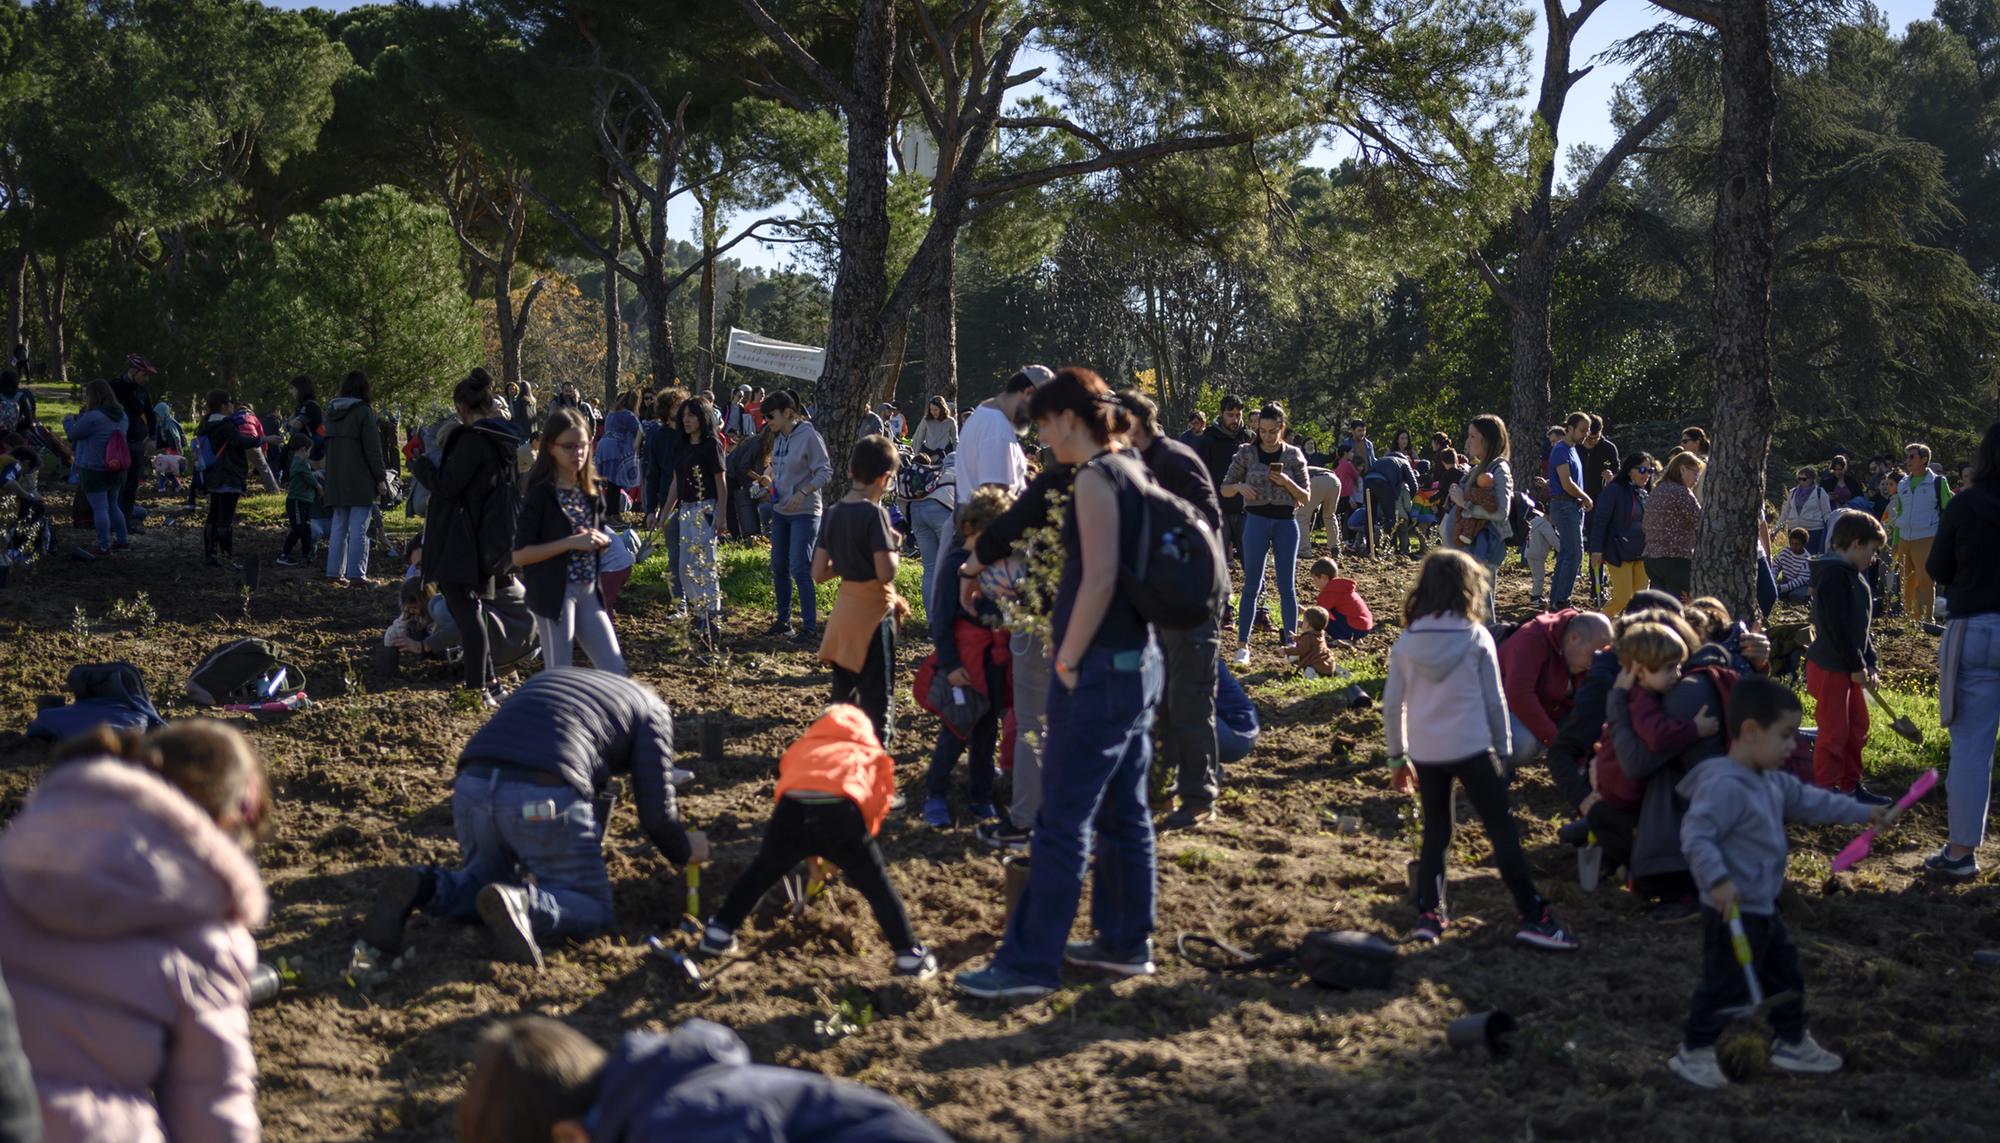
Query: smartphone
521 800 558 823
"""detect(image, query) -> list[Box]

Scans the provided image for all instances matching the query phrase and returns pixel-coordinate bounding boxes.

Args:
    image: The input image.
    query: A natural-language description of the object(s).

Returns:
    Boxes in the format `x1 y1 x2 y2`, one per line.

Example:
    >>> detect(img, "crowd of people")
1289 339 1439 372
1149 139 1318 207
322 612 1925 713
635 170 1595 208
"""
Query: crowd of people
0 346 1997 1139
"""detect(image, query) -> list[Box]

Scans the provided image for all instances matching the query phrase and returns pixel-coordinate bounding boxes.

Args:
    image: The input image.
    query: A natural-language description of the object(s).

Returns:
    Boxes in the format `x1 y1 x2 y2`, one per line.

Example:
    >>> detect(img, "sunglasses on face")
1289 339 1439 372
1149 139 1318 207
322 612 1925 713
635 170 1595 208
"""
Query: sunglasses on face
1641 467 1660 475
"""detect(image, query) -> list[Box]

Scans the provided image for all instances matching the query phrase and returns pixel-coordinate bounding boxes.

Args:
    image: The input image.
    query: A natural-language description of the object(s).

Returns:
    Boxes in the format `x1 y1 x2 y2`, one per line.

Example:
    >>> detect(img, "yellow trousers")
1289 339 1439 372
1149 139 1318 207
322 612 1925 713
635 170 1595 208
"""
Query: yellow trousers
1899 537 1935 621
1606 560 1650 616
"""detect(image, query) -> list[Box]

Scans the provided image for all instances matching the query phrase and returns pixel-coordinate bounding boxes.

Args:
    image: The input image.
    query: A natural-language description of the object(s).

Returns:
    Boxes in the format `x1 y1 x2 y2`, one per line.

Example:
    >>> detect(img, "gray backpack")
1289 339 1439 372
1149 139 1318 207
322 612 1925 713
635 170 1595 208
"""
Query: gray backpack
187 638 303 706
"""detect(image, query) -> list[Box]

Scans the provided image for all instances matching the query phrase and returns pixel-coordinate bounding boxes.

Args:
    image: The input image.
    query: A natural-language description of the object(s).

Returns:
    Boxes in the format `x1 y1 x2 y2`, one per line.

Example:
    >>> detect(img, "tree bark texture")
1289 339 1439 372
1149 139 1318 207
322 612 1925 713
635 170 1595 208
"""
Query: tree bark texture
1691 0 1778 619
923 233 957 403
603 201 622 407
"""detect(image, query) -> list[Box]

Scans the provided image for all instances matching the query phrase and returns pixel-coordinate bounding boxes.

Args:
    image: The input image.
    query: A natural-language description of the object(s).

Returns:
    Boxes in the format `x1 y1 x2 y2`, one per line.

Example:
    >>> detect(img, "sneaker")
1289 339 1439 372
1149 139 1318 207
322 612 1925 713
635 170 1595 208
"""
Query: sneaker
954 962 1054 1000
1852 786 1895 808
967 802 999 822
888 792 907 813
1528 594 1546 610
790 628 818 646
109 541 131 553
761 621 791 638
1064 937 1156 977
1770 1033 1843 1074
1669 1045 1730 1089
475 884 544 968
695 923 738 958
273 555 298 567
1649 897 1701 925
922 796 953 829
893 946 939 979
1556 818 1592 848
1925 846 1979 879
1515 905 1581 951
91 546 112 558
1302 666 1319 680
329 576 349 588
1159 804 1215 831
360 867 434 955
1410 910 1447 945
975 820 1032 853
1231 646 1252 667
1923 621 1946 637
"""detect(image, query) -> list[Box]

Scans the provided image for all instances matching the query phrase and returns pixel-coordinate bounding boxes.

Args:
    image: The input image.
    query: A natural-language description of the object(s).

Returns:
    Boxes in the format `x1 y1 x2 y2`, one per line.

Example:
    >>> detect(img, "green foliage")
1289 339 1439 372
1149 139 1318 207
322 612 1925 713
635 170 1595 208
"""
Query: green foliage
228 187 482 411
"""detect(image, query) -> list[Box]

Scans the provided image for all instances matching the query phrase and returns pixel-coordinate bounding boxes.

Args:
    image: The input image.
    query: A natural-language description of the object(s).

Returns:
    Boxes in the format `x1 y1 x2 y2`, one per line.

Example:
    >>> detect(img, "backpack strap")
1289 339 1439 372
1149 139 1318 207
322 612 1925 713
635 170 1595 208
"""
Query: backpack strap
1176 932 1298 975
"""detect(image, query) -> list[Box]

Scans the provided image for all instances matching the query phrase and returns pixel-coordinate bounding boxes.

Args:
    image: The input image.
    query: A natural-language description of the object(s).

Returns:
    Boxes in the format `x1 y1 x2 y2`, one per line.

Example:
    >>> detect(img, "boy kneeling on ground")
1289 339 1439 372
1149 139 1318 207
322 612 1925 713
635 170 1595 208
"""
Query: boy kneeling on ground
457 1014 948 1142
1668 674 1897 1089
361 669 705 968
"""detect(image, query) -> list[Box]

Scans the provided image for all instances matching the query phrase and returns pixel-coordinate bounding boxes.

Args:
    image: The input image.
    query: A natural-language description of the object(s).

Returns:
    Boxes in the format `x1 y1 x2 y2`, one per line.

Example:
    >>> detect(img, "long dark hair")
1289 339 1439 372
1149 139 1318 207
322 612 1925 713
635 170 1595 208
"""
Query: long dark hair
1975 421 2000 485
1612 451 1657 487
526 407 596 496
677 395 716 444
290 374 316 403
339 370 370 403
1027 366 1122 445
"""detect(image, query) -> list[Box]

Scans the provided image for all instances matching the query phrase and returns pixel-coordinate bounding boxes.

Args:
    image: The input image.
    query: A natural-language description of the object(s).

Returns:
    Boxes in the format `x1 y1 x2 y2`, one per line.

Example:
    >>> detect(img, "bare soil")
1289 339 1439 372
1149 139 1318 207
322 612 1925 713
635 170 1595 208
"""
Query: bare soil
2 500 1996 1142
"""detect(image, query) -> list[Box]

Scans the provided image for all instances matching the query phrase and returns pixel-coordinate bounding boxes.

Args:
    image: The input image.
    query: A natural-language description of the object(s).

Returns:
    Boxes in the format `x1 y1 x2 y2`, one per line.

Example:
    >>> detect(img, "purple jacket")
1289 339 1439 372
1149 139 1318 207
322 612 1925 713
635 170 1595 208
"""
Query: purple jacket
0 758 266 1143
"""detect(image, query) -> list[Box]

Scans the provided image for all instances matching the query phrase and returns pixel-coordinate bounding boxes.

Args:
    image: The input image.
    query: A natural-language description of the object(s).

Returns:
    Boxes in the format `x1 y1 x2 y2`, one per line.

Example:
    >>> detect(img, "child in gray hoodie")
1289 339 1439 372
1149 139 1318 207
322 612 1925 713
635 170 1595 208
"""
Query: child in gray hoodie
1669 674 1896 1089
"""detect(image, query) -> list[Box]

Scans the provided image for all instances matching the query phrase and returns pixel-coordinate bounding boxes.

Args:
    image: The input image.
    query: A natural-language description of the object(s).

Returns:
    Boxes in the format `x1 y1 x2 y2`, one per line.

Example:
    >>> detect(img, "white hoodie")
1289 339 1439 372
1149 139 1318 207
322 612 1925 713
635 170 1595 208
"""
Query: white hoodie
1382 613 1511 763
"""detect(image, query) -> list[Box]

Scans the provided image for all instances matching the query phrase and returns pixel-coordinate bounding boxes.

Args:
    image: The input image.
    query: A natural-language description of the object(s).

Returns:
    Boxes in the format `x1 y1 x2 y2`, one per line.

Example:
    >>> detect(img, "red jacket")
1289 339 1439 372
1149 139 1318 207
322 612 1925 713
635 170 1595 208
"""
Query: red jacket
1314 578 1374 633
1499 609 1585 746
1591 685 1702 810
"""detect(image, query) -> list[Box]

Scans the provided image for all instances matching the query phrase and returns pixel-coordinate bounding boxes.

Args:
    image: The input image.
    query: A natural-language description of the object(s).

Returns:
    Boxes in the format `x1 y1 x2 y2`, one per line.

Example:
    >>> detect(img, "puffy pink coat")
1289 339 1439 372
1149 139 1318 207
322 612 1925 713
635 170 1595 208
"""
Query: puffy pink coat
0 758 265 1142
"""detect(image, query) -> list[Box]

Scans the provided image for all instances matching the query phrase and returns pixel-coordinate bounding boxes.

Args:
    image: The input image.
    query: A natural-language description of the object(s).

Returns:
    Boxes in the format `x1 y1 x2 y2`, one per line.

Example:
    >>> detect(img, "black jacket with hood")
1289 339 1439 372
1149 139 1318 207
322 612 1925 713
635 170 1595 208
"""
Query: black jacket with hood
1807 552 1877 674
1930 478 2000 619
1193 422 1249 497
413 416 519 593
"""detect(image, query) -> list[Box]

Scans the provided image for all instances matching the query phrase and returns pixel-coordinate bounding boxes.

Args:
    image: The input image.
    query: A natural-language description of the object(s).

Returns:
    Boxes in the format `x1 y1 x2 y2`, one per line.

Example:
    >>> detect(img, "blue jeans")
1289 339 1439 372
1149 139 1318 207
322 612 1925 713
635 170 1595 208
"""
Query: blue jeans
996 643 1163 987
83 484 128 550
1237 512 1300 644
1757 554 1780 617
424 769 614 939
1548 499 1583 609
770 510 820 631
1946 613 2000 850
1804 528 1826 555
326 505 371 579
909 496 955 616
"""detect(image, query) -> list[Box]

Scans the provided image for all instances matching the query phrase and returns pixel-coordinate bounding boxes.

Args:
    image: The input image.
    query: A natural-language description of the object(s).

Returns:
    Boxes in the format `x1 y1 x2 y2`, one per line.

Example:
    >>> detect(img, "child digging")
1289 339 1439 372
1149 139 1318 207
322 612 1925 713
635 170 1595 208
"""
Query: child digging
1309 556 1374 643
1282 606 1341 678
922 486 1014 828
698 704 937 978
1668 675 1897 1089
1385 550 1581 950
814 435 909 745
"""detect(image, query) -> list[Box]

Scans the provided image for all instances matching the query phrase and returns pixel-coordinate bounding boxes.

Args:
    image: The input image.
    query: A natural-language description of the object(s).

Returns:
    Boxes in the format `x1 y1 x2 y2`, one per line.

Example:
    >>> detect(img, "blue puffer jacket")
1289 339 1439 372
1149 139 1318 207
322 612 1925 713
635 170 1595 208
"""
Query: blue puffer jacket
64 408 126 471
1587 480 1647 565
587 1021 950 1142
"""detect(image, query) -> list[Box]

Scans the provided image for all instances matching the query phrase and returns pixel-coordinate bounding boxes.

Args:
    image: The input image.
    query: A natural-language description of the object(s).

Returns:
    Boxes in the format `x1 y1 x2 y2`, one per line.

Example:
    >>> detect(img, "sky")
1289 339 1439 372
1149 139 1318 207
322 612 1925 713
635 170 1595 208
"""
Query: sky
273 0 1943 273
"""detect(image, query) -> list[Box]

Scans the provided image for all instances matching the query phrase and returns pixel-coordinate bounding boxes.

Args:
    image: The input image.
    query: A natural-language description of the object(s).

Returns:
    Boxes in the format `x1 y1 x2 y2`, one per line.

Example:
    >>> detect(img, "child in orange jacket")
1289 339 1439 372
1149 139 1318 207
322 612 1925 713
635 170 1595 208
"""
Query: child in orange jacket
697 704 936 977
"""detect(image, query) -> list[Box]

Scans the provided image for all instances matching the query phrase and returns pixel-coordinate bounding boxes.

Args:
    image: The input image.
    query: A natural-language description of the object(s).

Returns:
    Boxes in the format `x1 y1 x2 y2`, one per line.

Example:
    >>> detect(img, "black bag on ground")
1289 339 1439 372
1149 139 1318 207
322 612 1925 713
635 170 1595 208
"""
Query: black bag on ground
26 661 167 739
1088 452 1226 631
187 638 303 706
1178 929 1397 991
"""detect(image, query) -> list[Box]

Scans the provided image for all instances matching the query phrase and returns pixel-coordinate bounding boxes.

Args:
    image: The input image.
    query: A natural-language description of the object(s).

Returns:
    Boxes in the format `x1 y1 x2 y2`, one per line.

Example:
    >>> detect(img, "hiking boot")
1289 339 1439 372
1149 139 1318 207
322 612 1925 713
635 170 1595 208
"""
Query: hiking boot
1410 910 1447 945
1649 897 1701 925
695 923 738 958
1770 1033 1843 1074
1231 646 1252 667
954 962 1053 1000
1159 804 1215 831
475 884 544 969
761 621 791 638
1924 846 1979 879
975 820 1031 853
967 802 999 822
360 867 434 955
893 947 939 979
1515 905 1581 951
922 796 953 829
1064 938 1156 977
1852 785 1895 807
1669 1045 1730 1089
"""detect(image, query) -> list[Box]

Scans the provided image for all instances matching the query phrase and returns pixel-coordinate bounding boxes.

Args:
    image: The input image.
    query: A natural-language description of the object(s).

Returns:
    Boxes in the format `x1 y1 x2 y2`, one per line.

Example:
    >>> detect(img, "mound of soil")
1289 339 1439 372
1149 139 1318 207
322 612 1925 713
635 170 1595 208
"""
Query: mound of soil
2 506 1993 1142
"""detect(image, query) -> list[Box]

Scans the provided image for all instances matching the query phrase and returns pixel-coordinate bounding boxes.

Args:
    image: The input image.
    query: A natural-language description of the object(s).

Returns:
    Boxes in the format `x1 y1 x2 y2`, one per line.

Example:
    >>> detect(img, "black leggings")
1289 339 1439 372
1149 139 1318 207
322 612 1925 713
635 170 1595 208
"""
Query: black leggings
711 796 918 951
282 498 315 557
1414 752 1543 917
204 492 240 557
439 583 491 690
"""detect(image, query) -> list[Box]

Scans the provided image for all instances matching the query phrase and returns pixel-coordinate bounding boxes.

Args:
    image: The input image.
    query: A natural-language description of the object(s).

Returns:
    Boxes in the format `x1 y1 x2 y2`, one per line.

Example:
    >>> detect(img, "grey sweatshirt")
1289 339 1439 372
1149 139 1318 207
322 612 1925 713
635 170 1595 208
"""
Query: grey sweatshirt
1677 755 1872 914
770 421 832 517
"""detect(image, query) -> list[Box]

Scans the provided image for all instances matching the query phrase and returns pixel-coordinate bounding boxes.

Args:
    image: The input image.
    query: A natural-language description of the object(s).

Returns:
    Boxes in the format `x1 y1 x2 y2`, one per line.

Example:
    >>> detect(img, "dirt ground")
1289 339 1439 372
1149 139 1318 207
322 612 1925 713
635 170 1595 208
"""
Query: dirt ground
3 497 1997 1143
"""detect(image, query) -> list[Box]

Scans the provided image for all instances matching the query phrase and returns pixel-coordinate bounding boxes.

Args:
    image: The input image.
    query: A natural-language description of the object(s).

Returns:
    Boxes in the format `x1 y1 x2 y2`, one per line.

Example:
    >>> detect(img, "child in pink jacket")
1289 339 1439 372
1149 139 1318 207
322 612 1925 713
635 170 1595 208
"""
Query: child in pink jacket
0 722 268 1143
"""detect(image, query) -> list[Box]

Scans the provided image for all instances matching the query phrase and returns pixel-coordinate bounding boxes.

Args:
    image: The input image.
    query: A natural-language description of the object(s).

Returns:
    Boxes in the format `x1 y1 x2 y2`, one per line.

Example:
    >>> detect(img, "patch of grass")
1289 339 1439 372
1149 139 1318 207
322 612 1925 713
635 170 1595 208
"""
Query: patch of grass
1799 683 1946 783
633 540 928 628
1172 845 1224 873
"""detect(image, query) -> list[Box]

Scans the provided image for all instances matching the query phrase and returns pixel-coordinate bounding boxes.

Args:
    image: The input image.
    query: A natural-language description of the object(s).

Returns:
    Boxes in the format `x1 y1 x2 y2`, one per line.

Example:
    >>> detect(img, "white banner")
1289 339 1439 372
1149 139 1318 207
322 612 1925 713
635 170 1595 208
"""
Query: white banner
725 326 826 383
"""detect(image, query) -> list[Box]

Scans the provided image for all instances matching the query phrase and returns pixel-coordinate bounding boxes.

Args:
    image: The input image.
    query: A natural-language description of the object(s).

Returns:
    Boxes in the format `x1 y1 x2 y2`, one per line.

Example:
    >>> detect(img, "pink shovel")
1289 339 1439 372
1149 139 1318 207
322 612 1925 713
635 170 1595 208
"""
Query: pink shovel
1829 768 1937 873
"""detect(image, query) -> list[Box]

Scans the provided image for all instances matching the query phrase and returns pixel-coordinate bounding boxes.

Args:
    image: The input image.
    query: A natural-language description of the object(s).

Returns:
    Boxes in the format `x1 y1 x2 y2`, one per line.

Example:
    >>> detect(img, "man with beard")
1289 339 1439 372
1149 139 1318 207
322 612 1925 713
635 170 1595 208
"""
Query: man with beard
956 365 1049 499
1195 394 1250 564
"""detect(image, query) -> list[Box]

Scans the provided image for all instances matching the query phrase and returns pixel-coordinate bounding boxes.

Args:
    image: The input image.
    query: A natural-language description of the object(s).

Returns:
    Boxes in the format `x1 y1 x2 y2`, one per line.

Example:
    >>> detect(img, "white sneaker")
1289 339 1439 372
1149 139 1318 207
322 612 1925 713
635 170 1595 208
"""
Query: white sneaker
1770 1033 1843 1074
1302 666 1319 680
1668 1045 1730 1089
1231 646 1252 667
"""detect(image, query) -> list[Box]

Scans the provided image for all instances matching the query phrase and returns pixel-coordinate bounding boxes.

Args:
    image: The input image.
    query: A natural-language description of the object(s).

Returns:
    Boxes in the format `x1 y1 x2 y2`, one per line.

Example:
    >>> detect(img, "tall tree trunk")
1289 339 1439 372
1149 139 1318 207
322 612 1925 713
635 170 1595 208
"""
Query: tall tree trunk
642 276 675 397
30 252 66 387
696 191 718 397
813 0 896 484
495 270 523 391
603 203 622 405
4 248 24 357
1506 236 1556 474
1691 0 1778 619
923 234 957 403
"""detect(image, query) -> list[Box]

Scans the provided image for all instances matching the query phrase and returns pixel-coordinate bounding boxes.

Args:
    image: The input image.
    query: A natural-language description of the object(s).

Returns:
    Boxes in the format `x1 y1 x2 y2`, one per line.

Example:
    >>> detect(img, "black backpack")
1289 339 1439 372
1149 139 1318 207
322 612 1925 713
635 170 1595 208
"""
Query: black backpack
188 638 303 706
1179 929 1397 991
1089 452 1226 630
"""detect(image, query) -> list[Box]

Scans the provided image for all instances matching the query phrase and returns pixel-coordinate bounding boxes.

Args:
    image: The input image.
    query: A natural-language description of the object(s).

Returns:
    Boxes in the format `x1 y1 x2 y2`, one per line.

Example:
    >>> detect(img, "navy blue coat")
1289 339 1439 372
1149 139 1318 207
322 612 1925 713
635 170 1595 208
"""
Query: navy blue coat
587 1021 949 1142
1587 480 1647 565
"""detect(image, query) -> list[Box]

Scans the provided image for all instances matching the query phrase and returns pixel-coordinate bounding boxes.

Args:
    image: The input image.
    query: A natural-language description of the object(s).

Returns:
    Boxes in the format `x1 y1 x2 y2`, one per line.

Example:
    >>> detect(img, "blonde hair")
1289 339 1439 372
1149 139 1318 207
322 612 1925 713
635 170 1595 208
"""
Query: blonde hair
1617 622 1688 672
958 486 1013 537
1663 451 1704 488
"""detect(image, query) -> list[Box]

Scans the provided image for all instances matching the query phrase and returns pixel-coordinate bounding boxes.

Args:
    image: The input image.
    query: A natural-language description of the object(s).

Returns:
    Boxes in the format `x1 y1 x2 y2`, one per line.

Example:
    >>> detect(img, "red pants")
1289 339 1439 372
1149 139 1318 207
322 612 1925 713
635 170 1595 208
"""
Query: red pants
1806 662 1869 792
